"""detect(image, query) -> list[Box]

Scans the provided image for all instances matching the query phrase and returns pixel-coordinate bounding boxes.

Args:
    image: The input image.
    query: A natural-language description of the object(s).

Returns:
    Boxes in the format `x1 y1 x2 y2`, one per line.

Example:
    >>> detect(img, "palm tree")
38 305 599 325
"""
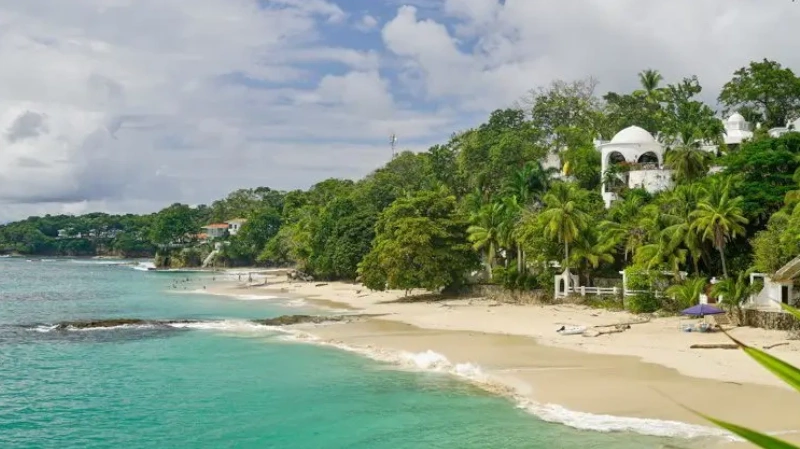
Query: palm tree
467 202 505 280
631 203 688 279
499 195 524 272
570 228 615 285
659 185 705 274
600 195 650 261
634 237 687 278
690 187 748 278
711 271 761 324
665 277 708 310
665 143 713 184
539 183 589 291
638 69 664 94
504 161 553 207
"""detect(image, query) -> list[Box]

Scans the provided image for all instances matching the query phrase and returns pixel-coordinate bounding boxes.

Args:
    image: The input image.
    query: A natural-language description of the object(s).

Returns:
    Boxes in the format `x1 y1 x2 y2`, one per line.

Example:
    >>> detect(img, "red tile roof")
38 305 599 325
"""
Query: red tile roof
202 223 230 229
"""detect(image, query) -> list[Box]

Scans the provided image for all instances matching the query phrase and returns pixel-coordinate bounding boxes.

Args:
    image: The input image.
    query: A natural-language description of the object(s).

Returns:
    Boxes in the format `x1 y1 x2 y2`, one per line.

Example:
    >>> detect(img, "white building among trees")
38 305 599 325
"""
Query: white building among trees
599 125 669 208
599 113 754 208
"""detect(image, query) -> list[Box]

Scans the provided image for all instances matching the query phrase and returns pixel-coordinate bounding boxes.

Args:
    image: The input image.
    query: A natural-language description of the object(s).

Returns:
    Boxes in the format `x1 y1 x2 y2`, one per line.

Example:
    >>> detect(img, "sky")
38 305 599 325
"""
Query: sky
2 0 800 220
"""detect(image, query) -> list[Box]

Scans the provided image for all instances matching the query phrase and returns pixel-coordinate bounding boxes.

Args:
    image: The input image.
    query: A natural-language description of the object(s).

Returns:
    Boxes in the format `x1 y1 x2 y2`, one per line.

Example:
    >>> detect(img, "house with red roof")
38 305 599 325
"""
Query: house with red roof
201 223 230 239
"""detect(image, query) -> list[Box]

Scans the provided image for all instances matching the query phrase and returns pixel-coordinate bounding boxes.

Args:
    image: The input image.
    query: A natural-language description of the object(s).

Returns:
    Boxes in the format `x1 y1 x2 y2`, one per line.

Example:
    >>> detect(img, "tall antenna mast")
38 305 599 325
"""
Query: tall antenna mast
389 133 397 159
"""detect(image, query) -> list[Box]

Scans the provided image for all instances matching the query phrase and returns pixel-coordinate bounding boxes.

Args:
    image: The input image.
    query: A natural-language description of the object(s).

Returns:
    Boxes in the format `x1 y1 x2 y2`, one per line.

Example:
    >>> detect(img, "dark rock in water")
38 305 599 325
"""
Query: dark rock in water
44 314 382 331
54 318 152 330
52 318 200 330
252 314 349 326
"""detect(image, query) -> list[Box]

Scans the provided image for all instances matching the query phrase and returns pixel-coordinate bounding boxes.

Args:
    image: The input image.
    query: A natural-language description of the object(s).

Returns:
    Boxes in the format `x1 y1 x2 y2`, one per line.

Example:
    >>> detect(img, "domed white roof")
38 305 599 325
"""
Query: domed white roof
609 126 656 145
727 113 746 124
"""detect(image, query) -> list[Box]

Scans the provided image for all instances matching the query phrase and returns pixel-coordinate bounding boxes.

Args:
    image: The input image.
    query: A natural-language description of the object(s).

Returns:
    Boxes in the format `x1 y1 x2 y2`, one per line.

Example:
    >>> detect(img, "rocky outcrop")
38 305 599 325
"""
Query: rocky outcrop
45 314 380 330
52 318 199 330
251 314 380 326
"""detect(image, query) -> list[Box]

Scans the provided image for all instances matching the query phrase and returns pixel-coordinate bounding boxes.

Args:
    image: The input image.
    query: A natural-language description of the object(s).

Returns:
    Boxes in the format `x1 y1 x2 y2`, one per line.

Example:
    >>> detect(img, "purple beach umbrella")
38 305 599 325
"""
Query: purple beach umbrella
681 304 725 317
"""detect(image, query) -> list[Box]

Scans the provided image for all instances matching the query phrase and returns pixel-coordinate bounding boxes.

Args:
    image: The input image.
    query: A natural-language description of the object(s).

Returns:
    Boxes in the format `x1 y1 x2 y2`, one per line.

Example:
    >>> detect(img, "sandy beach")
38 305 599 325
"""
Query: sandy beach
209 276 800 447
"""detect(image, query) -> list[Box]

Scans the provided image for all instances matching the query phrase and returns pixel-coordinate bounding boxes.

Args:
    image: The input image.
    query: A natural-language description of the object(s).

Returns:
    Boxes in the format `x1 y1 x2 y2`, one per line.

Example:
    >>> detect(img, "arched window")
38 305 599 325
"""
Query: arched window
607 151 625 166
637 151 659 165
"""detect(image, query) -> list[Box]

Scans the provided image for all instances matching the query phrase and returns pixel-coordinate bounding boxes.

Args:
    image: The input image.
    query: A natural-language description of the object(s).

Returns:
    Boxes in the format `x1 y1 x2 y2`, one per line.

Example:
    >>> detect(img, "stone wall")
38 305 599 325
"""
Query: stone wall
469 285 550 305
742 309 800 331
592 277 624 288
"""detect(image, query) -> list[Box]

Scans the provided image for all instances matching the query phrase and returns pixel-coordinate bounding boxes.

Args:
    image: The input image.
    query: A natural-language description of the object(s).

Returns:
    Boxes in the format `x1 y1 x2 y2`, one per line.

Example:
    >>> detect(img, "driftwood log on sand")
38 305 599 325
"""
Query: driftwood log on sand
579 318 648 337
583 327 627 337
593 318 651 329
690 344 739 350
763 342 790 350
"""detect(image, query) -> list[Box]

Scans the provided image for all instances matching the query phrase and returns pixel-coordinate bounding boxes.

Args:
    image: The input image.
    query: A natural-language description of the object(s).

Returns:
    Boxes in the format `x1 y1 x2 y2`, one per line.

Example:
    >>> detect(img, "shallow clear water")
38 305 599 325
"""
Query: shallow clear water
0 258 679 448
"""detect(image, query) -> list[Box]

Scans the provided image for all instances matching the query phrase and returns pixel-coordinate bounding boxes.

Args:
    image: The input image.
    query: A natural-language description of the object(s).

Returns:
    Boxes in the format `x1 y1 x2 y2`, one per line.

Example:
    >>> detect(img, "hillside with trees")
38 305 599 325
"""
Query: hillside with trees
4 59 800 312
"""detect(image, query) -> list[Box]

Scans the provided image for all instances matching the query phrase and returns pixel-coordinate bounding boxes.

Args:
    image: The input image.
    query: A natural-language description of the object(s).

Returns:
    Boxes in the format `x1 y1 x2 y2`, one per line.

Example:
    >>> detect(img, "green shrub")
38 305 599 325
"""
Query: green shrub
626 293 660 313
491 266 508 286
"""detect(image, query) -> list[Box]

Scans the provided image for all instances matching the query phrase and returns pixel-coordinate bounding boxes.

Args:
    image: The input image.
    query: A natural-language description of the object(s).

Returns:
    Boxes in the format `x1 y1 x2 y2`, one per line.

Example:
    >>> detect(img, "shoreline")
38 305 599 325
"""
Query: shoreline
204 277 800 447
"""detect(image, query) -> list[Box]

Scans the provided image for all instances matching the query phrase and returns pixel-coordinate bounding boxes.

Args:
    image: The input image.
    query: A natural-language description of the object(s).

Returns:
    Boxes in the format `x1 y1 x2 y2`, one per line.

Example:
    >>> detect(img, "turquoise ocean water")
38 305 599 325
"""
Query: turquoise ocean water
0 257 684 448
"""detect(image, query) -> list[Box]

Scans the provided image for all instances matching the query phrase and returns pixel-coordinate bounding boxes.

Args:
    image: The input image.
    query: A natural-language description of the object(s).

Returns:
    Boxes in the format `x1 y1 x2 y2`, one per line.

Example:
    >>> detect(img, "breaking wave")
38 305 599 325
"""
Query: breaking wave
278 331 737 442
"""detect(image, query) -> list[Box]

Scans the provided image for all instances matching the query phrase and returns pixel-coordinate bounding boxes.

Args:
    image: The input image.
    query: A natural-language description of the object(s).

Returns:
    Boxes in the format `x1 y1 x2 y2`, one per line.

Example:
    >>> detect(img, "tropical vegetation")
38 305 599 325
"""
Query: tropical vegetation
3 59 800 314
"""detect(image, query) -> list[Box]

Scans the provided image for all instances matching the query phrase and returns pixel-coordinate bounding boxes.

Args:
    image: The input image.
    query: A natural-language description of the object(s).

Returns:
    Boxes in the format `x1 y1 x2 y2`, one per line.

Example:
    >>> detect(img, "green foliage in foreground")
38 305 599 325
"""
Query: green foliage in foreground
702 304 800 448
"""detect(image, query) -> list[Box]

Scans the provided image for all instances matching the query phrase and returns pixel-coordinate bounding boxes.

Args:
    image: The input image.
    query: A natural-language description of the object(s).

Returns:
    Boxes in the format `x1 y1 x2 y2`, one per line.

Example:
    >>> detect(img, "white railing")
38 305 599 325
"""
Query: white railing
557 286 620 298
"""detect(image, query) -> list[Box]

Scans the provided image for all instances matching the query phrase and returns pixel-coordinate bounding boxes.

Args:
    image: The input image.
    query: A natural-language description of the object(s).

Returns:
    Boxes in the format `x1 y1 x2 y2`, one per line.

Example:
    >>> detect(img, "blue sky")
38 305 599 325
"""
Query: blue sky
1 0 800 220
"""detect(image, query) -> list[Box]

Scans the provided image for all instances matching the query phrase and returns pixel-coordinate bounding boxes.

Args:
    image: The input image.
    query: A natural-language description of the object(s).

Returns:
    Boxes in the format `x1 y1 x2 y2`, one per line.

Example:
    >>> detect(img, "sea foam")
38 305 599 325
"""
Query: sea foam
277 330 737 442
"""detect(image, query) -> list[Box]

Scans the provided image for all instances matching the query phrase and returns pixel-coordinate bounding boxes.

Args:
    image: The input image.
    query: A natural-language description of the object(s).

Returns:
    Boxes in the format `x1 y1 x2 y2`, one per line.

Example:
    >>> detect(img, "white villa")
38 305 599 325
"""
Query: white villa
596 113 756 208
226 218 246 236
201 223 230 239
768 117 800 138
200 219 248 239
599 125 670 208
746 257 800 311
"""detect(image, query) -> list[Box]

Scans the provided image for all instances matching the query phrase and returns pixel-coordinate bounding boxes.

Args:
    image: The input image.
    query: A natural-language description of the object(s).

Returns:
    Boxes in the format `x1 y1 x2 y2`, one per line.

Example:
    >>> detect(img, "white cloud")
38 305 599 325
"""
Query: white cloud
356 14 379 32
0 0 450 220
382 1 800 109
5 0 800 221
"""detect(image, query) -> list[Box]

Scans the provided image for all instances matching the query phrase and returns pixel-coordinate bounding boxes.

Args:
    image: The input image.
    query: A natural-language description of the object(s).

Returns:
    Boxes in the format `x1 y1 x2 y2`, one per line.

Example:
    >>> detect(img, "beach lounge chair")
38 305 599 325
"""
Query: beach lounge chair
695 322 712 333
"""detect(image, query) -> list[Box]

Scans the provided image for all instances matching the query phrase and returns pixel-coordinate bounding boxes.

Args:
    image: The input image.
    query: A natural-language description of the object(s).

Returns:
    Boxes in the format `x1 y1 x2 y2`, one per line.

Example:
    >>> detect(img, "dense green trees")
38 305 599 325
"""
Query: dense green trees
722 133 800 225
358 188 478 292
150 203 199 246
718 59 800 128
0 212 155 257
7 58 800 305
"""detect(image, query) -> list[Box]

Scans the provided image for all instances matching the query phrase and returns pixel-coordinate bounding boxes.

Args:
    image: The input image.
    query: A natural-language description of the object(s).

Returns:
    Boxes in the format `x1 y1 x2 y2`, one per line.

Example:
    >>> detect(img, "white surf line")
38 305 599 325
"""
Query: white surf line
275 330 737 442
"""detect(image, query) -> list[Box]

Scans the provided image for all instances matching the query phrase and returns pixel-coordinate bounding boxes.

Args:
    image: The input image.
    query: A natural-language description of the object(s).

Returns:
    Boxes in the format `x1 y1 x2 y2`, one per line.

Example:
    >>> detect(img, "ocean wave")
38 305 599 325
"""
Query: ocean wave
167 320 277 333
27 319 280 334
278 332 736 441
29 323 163 332
516 401 733 440
202 292 283 302
132 262 156 271
69 259 127 265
